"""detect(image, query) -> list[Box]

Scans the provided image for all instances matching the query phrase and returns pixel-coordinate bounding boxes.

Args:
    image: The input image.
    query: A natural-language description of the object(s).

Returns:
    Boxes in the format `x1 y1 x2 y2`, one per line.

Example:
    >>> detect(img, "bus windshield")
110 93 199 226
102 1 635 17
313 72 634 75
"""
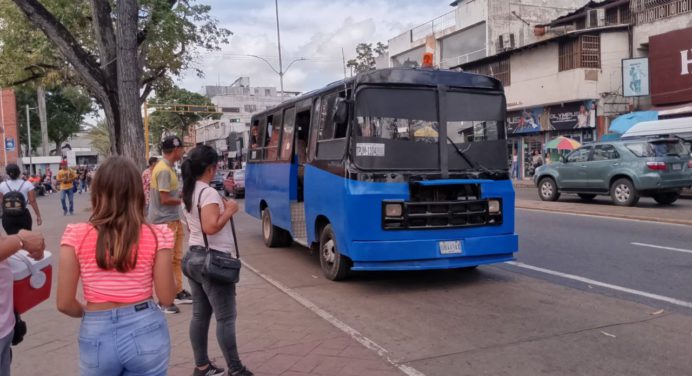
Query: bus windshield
353 87 506 171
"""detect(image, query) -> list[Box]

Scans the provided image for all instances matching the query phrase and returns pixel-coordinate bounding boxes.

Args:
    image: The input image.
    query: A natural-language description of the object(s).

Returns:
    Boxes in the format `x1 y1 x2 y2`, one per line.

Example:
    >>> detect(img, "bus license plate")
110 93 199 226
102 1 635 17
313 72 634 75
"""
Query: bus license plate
439 241 462 255
672 164 682 171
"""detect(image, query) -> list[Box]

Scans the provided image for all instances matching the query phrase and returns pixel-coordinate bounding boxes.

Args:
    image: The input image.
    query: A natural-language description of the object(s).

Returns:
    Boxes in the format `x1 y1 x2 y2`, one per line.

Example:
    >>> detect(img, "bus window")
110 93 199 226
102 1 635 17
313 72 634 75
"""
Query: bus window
280 107 296 161
318 92 339 141
265 112 283 161
308 97 322 162
295 109 311 164
249 118 263 161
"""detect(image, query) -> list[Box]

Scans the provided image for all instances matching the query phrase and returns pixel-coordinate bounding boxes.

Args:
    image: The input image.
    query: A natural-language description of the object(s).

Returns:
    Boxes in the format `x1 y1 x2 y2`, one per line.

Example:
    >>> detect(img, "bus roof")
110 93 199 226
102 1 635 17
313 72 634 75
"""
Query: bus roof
251 68 503 118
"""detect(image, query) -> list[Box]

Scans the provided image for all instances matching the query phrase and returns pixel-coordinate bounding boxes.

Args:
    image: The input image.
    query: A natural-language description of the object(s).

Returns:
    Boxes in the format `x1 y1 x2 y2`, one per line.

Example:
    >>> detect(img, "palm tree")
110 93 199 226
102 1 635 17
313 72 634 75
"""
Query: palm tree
86 121 111 158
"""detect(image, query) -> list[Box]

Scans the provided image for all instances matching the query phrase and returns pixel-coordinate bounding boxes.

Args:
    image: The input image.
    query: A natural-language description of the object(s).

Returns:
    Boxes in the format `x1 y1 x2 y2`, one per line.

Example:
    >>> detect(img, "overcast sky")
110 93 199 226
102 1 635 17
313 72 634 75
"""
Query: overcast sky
177 0 452 94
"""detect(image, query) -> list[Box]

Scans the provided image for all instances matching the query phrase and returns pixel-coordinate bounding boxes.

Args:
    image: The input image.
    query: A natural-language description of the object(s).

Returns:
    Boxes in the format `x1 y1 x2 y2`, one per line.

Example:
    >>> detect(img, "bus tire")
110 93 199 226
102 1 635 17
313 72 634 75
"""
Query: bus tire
262 208 291 247
319 224 351 281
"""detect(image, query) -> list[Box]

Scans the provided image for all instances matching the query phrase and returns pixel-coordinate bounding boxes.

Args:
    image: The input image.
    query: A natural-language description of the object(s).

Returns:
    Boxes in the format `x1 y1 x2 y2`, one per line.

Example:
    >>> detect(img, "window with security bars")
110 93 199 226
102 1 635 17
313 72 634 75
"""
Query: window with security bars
558 35 600 71
468 58 511 87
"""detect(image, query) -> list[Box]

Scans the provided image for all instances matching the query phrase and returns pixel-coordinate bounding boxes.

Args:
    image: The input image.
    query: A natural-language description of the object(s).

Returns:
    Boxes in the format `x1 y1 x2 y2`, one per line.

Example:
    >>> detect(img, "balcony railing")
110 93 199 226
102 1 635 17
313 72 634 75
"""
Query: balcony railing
439 48 488 69
410 10 457 42
633 0 692 24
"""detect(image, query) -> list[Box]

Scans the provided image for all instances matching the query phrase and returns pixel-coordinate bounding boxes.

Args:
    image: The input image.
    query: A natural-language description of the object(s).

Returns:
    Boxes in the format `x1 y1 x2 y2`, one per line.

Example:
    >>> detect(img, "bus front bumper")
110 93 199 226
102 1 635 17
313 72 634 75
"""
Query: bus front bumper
348 234 518 271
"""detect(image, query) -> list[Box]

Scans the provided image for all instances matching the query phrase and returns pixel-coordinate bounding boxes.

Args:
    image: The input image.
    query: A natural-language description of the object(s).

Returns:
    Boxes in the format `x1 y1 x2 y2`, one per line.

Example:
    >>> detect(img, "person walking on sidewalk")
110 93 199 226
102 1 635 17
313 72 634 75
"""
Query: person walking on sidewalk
142 156 158 217
0 164 42 235
1 229 46 376
56 161 77 216
148 136 193 313
181 145 253 376
56 156 176 376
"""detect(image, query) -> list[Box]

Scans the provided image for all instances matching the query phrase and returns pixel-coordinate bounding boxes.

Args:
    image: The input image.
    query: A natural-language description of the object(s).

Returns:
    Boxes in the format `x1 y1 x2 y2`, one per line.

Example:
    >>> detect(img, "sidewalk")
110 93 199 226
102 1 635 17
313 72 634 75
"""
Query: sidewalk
12 194 401 376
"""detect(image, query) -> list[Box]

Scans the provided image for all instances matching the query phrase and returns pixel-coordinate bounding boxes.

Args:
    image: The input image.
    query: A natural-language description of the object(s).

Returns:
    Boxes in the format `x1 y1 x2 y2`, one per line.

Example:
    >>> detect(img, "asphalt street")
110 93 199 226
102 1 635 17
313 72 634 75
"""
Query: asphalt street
232 197 692 376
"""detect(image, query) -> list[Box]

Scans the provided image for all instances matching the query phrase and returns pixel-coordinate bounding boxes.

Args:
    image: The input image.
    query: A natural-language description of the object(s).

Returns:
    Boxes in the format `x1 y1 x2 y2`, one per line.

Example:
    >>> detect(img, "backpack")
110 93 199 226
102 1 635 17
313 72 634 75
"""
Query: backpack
3 181 28 216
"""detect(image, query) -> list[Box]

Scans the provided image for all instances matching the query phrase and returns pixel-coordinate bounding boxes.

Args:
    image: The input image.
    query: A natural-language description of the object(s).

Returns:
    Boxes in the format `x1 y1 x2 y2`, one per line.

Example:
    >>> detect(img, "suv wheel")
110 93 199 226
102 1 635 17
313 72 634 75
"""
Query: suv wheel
610 178 639 206
652 192 679 205
538 178 560 201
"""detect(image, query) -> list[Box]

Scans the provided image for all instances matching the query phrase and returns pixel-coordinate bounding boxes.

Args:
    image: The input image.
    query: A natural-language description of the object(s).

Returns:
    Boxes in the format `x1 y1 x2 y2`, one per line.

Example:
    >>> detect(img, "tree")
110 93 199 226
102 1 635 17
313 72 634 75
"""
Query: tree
347 42 388 75
0 1 231 167
148 85 219 150
86 121 111 158
15 85 93 154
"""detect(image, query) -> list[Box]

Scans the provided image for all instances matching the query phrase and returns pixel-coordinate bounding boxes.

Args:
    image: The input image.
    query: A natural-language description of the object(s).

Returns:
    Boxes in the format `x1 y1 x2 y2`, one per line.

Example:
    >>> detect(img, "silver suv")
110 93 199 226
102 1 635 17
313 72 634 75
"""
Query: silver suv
534 139 692 206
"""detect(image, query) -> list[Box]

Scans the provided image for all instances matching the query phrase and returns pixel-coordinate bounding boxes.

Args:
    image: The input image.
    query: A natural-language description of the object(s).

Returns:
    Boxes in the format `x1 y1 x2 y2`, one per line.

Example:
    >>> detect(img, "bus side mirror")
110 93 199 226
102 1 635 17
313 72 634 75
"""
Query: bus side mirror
333 98 350 125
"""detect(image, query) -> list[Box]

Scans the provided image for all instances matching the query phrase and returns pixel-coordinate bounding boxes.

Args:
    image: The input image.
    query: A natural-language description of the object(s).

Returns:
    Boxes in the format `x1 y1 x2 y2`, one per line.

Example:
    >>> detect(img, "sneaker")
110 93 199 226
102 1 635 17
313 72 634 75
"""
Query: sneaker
175 290 193 305
193 362 225 376
228 365 253 376
160 304 180 314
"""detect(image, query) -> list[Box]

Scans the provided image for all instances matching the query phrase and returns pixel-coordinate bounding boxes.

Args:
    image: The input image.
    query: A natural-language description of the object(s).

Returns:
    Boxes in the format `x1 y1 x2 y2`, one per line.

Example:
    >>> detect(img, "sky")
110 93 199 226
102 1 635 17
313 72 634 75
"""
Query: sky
176 0 452 94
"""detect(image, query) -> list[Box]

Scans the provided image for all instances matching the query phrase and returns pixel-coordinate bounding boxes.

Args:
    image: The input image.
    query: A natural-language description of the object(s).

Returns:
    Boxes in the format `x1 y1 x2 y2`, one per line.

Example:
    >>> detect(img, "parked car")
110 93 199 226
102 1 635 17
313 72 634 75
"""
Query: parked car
224 169 245 198
210 170 225 190
534 138 692 206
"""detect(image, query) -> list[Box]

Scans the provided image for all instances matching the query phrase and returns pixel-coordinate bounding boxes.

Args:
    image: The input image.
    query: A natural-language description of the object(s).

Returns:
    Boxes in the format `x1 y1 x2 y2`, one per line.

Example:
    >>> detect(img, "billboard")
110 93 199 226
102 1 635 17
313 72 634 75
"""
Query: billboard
649 26 692 105
507 100 596 134
622 58 650 97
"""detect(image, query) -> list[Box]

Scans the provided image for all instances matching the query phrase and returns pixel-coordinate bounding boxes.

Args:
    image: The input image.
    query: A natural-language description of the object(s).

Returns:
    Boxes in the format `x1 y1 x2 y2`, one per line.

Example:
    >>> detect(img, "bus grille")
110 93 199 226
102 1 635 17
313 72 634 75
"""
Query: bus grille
382 200 502 230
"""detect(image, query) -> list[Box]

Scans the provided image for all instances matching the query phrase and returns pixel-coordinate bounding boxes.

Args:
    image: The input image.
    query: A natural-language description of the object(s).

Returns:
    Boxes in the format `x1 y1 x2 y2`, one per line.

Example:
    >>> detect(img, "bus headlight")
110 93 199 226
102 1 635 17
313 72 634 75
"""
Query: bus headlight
385 203 403 217
488 199 501 214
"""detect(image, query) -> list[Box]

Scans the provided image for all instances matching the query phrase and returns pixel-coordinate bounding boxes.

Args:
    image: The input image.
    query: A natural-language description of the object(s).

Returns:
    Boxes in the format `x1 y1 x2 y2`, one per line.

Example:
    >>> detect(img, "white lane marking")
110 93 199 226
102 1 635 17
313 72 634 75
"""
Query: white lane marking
242 261 426 376
516 208 689 227
631 242 692 255
506 261 692 309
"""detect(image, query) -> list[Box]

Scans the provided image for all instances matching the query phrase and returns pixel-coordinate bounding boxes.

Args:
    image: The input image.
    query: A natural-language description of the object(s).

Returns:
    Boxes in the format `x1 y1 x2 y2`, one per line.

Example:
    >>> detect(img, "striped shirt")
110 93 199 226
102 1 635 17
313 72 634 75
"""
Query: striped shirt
61 223 174 304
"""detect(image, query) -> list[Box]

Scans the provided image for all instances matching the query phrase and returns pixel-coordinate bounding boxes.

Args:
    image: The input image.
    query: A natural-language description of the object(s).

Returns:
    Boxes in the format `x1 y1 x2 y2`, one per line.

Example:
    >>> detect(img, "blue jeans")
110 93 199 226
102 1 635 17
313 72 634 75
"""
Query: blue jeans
183 247 242 369
79 300 170 376
61 188 74 214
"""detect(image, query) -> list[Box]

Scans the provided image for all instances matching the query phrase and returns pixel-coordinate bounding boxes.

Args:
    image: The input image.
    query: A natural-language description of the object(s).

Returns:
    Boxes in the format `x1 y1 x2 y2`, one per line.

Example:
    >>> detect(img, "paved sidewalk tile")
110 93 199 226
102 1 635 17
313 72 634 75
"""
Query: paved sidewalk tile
10 194 401 376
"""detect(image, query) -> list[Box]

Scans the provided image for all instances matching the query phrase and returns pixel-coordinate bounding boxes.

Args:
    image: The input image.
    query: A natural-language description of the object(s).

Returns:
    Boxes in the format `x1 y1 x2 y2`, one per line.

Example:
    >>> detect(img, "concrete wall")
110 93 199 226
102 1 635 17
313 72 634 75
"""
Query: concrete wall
632 13 692 57
0 88 20 166
505 31 630 118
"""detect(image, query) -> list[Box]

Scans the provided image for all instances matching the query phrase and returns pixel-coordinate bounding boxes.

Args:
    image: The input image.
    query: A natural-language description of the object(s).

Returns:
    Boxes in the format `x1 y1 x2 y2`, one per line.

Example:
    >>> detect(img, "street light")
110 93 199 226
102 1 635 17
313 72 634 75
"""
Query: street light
248 55 306 99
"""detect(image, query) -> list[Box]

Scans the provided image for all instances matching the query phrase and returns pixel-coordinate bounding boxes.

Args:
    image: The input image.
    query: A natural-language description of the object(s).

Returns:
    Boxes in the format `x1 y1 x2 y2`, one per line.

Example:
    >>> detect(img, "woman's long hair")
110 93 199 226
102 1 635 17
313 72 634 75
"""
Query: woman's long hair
90 157 147 272
182 145 218 212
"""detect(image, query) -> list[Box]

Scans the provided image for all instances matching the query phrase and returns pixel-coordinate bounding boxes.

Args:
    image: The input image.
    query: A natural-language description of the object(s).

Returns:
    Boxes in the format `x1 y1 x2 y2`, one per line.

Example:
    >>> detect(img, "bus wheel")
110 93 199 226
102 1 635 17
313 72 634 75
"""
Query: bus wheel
319 224 351 281
262 208 291 247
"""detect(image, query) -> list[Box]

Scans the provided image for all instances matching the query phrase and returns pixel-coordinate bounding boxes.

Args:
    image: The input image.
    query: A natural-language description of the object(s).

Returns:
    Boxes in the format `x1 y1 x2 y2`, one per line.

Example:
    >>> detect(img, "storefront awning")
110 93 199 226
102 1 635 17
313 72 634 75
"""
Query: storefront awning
609 111 658 134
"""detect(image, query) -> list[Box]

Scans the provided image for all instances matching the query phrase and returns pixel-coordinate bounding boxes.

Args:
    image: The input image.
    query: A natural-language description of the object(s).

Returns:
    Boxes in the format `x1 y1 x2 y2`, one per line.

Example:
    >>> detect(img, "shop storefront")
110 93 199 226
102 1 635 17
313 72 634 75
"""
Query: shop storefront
648 26 692 114
507 100 597 179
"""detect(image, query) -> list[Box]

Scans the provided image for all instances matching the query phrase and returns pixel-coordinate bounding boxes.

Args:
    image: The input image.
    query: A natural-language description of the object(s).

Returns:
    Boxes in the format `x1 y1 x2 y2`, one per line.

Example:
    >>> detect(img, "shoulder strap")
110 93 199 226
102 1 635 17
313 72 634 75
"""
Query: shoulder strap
197 187 210 250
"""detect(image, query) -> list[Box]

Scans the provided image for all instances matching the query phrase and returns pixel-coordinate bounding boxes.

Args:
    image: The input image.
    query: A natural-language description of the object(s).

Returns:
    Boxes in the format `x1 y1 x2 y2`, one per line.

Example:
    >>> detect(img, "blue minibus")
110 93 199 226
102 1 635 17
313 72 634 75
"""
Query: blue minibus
245 68 517 280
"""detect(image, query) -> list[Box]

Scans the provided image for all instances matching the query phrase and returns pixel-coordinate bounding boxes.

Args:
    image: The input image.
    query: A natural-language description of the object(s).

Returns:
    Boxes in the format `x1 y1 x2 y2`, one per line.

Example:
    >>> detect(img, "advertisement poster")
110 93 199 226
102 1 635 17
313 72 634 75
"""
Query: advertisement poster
622 58 650 97
5 137 15 152
507 107 544 134
507 100 596 134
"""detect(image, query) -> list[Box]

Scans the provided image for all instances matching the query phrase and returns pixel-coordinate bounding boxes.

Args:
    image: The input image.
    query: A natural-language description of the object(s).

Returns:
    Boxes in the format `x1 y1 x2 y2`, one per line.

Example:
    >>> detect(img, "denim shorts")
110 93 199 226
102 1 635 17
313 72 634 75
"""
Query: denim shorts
79 300 170 376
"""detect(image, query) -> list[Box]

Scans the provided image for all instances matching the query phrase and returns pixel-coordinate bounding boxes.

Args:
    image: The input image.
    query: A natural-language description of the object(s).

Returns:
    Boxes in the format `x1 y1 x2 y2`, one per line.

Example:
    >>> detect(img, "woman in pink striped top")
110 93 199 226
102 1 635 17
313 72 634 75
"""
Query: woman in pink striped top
56 156 176 376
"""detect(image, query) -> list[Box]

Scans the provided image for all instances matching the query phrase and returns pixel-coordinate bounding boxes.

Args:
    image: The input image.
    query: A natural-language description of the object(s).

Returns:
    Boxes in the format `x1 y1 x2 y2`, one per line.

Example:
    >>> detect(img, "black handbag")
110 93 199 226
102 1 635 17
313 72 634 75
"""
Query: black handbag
197 187 241 284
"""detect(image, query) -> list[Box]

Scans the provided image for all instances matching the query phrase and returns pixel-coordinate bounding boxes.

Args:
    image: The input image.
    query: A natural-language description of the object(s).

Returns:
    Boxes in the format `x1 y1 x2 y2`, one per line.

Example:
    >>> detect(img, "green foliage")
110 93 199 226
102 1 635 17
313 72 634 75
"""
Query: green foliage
15 85 94 153
86 120 111 157
148 85 219 145
347 42 388 75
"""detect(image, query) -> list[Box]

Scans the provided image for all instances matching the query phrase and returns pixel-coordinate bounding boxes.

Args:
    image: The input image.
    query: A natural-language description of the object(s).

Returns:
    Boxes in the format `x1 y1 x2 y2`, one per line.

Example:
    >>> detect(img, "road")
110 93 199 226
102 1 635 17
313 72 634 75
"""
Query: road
234 198 692 376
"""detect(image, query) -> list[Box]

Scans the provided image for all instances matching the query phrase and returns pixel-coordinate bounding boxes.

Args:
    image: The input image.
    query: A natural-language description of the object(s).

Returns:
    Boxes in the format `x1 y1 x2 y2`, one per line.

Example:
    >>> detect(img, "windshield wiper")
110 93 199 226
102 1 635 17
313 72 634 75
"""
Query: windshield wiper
446 136 476 169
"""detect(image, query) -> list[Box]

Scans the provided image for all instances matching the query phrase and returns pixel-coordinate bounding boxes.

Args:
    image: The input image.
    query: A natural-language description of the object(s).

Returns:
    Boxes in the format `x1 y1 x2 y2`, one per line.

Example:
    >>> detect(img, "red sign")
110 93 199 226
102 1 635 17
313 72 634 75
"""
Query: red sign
649 26 692 105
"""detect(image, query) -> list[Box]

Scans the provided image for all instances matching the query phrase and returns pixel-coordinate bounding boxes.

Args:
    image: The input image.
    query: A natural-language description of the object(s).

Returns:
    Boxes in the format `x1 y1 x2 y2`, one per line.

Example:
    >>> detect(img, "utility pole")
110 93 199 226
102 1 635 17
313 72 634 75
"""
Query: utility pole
275 0 284 97
37 86 50 156
0 88 6 167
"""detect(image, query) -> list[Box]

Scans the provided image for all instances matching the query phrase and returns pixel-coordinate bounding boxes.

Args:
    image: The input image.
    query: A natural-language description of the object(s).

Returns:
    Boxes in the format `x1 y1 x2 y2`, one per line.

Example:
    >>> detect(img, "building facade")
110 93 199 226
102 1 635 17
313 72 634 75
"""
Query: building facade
0 88 21 169
197 77 298 163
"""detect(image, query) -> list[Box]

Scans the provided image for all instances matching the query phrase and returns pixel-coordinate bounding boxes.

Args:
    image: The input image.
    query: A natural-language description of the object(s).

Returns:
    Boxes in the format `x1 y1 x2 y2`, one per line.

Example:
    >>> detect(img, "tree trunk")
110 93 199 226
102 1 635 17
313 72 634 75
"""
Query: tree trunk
37 86 50 156
116 0 145 167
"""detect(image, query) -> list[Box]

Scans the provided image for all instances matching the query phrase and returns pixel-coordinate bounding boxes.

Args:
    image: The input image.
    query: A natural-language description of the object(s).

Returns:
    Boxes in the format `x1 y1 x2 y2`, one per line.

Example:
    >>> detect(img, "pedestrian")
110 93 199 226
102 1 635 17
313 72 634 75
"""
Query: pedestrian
85 168 93 191
148 136 192 313
511 150 519 179
0 164 43 235
56 161 77 216
1 228 46 376
79 167 88 193
181 145 253 376
142 157 159 217
42 175 54 194
56 156 176 376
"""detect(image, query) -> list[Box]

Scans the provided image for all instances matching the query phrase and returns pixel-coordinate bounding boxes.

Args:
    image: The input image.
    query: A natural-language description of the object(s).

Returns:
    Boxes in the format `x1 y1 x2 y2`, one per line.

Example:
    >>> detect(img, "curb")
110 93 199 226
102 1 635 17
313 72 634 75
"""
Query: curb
516 202 692 226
